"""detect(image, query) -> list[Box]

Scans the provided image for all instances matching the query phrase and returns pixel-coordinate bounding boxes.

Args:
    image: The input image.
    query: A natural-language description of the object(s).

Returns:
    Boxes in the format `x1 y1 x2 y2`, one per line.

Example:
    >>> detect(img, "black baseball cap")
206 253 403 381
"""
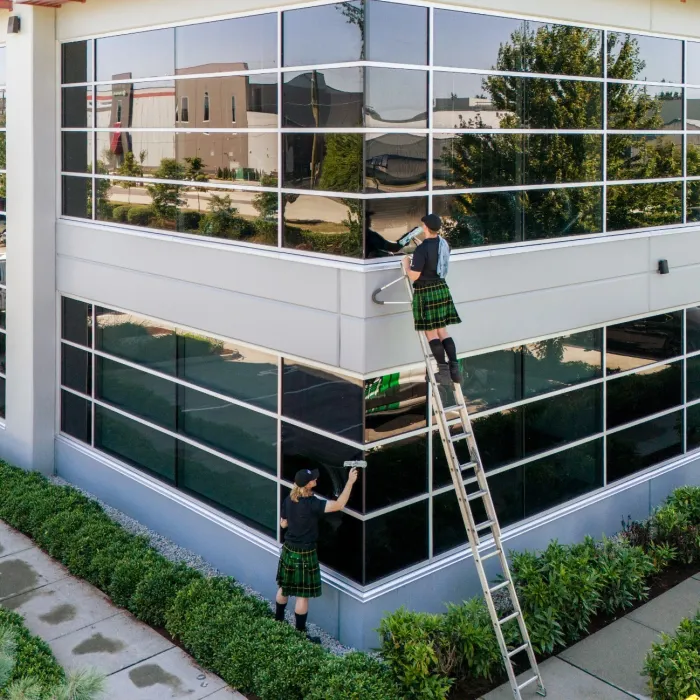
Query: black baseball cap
421 213 442 232
295 468 320 487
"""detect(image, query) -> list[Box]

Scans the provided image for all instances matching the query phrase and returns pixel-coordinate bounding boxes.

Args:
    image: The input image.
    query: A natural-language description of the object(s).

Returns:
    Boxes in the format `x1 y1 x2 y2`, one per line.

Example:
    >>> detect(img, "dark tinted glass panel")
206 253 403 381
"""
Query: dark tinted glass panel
607 135 682 181
688 307 700 352
607 410 683 483
0 376 4 419
607 33 682 83
96 181 278 247
367 1 427 65
607 84 682 130
0 333 5 374
473 384 602 470
365 368 427 442
96 308 176 375
317 500 363 582
282 361 363 442
62 132 93 174
62 87 91 128
365 500 428 583
96 357 177 431
365 68 427 128
364 196 428 259
434 12 602 76
61 390 91 443
283 2 364 66
178 443 276 536
283 133 362 193
524 439 603 517
283 69 362 128
175 15 277 72
688 356 700 402
433 72 603 130
62 176 91 219
687 403 700 452
61 344 92 395
461 349 521 414
179 336 278 411
178 386 277 473
607 362 682 429
607 182 682 232
688 181 700 224
283 194 363 258
606 312 683 374
62 41 91 84
95 405 176 483
62 298 92 347
435 134 602 190
96 81 176 129
686 132 700 177
434 187 603 249
0 289 6 330
96 29 175 82
366 134 428 193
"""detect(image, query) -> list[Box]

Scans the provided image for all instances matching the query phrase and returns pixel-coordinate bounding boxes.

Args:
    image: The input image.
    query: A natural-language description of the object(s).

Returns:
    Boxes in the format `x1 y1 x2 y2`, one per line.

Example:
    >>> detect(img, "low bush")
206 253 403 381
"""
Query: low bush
112 204 130 222
178 209 202 232
127 205 154 227
644 610 700 700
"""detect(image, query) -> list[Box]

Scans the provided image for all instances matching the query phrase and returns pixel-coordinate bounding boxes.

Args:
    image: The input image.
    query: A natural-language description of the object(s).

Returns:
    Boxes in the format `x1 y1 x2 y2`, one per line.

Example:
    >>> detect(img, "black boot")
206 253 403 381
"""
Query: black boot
435 363 452 386
449 361 462 383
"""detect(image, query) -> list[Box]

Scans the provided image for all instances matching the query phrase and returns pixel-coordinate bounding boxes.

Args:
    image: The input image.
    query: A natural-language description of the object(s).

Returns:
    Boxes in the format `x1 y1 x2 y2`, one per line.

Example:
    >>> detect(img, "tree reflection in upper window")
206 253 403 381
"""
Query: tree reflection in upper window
607 32 682 84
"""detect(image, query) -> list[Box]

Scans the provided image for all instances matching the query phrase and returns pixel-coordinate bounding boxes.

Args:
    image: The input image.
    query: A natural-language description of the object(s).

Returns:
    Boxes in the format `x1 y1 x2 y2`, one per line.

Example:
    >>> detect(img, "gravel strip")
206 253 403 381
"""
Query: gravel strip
49 476 357 657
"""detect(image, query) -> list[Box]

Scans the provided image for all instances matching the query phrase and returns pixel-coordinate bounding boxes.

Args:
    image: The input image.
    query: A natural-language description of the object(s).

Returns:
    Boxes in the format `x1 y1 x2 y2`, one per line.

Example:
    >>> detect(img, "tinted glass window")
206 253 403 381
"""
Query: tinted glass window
96 29 175 81
607 84 682 130
687 356 700 402
0 290 6 331
0 377 5 419
687 403 700 452
62 298 92 347
688 181 700 224
96 81 176 129
607 410 683 483
175 15 277 72
365 68 427 127
62 132 93 174
62 41 92 84
61 344 92 395
687 307 700 352
62 87 91 128
687 133 700 177
606 312 683 374
61 390 91 444
366 1 427 65
364 196 428 259
607 182 682 233
366 133 428 192
461 348 521 414
607 135 682 181
316 501 363 582
0 333 5 375
62 176 92 220
607 32 682 83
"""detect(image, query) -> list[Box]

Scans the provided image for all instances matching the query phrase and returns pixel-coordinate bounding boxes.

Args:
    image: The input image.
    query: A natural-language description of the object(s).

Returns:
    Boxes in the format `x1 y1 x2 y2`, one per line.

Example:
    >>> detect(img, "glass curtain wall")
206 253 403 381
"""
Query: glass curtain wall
0 46 7 418
60 3 697 260
60 297 700 586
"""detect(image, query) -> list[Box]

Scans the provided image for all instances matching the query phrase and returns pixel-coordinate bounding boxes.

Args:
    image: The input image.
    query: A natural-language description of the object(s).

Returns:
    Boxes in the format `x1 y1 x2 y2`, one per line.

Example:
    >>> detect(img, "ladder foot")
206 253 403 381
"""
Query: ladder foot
536 685 547 697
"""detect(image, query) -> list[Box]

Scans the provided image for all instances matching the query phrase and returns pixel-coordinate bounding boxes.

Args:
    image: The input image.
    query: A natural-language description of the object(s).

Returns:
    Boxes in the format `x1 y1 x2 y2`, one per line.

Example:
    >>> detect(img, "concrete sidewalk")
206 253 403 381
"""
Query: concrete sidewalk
484 573 700 699
0 520 244 700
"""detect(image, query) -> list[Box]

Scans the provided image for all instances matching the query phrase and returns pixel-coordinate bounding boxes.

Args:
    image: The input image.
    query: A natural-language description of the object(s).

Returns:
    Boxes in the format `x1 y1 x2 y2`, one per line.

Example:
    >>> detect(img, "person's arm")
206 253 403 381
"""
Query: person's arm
280 498 288 530
325 468 359 513
403 245 424 282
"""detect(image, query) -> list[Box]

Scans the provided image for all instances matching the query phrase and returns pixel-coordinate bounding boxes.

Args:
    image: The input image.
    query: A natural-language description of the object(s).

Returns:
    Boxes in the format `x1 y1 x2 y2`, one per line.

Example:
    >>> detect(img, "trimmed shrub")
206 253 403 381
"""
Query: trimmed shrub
178 210 202 232
127 205 154 227
109 549 161 609
112 205 130 222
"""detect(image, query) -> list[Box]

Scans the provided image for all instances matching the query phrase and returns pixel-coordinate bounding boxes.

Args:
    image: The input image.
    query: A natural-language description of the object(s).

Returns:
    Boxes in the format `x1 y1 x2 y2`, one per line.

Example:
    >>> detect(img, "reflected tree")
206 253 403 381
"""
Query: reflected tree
146 159 185 223
183 156 209 212
115 150 145 204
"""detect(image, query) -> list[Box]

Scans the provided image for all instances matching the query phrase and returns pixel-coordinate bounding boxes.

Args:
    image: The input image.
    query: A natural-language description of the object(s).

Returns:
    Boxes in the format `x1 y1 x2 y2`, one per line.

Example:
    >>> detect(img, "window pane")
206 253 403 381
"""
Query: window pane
175 14 277 72
607 84 682 130
317 501 363 582
435 134 602 189
282 360 363 442
434 12 602 77
688 356 700 402
283 2 364 66
461 348 521 414
95 132 174 177
607 33 682 83
365 500 428 583
178 386 277 473
366 133 428 193
61 344 92 395
686 132 700 177
178 335 278 412
366 0 427 65
606 312 683 374
96 308 177 375
365 368 427 442
434 187 603 249
688 307 700 352
178 443 276 537
283 69 362 128
96 29 175 81
606 182 682 232
96 357 177 431
0 289 6 330
687 403 700 452
96 81 177 129
0 48 6 87
524 439 603 518
688 181 700 223
95 405 176 484
365 68 427 128
364 196 428 259
62 87 91 128
607 410 683 483
607 135 682 181
433 72 603 130
63 176 92 219
62 298 92 347
61 390 91 443
283 194 363 258
0 376 6 419
62 40 92 84
62 132 93 174
607 362 682 429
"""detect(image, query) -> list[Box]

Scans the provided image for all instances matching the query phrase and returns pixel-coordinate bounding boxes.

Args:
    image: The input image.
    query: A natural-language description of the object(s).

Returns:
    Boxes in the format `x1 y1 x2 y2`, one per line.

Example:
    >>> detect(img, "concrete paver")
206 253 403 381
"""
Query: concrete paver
558 618 660 697
104 647 228 700
0 547 69 602
481 657 635 699
1 577 118 641
203 688 247 699
0 520 35 558
627 577 700 634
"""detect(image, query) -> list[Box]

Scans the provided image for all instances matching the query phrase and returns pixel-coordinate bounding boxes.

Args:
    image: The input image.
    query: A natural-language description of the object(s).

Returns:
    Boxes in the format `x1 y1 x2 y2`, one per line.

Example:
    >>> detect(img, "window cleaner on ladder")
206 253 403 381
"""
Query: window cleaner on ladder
401 214 462 386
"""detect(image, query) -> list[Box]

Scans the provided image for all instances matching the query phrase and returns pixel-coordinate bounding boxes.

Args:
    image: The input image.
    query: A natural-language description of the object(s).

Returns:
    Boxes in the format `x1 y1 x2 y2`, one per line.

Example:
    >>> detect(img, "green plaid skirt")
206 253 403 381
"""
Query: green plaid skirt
413 280 462 331
276 543 322 598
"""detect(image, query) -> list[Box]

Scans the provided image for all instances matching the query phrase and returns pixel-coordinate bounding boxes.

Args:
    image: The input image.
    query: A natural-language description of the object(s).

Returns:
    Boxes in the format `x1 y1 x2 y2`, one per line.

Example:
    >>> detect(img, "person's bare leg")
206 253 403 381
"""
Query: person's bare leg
275 588 288 622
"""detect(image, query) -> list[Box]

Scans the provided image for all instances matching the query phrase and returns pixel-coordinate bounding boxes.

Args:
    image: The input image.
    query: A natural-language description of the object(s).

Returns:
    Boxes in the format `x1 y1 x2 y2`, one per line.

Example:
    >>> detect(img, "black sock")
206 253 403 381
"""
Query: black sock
442 337 458 363
275 602 287 622
295 612 308 633
429 339 446 365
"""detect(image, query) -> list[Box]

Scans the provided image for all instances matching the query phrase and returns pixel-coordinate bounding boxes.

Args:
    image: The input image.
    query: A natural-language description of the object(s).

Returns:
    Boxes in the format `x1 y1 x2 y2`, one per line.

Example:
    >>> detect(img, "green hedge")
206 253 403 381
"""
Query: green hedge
0 463 402 700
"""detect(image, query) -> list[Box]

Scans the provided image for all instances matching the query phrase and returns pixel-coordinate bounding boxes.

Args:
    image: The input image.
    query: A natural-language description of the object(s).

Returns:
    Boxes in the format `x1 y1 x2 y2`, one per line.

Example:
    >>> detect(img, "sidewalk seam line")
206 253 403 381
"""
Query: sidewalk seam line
104 645 176 677
0 545 36 560
43 610 123 643
0 576 71 605
556 656 643 699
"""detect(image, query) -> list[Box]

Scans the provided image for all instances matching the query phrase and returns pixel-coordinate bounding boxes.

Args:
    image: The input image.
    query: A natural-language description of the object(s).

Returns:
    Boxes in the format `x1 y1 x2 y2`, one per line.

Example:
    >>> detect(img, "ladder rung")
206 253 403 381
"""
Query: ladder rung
518 675 540 692
450 432 470 443
475 520 495 532
489 580 510 594
480 549 502 562
460 461 477 472
508 643 529 659
498 611 520 625
467 489 487 502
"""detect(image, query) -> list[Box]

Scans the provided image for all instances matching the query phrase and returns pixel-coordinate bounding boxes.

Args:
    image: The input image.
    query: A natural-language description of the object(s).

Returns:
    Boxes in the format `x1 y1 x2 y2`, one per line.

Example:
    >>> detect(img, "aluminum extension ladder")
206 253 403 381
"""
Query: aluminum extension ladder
373 271 546 700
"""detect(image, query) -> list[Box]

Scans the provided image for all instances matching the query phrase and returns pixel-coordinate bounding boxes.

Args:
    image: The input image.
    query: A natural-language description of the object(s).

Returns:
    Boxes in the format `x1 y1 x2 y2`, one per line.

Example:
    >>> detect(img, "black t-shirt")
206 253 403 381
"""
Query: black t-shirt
410 237 441 288
281 495 326 547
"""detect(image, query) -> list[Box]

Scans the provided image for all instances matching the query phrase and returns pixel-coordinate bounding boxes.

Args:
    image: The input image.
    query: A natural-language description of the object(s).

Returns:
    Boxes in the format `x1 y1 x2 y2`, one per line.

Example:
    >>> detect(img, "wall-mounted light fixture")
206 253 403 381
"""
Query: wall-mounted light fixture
7 16 20 34
658 259 670 275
